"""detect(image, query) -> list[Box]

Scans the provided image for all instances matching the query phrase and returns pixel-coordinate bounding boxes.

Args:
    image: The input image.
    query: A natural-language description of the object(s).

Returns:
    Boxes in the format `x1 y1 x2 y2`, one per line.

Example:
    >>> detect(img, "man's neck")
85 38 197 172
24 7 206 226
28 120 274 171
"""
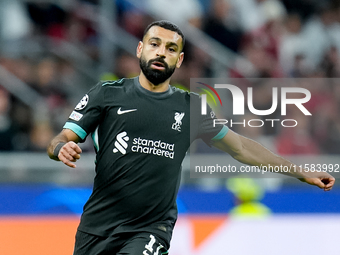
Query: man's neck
138 72 170 92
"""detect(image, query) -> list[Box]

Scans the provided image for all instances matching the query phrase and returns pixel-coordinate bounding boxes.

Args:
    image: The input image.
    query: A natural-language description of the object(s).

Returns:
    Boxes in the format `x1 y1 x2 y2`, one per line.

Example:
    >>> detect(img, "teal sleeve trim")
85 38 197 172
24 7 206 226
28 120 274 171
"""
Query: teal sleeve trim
212 125 229 141
63 122 87 140
91 127 99 152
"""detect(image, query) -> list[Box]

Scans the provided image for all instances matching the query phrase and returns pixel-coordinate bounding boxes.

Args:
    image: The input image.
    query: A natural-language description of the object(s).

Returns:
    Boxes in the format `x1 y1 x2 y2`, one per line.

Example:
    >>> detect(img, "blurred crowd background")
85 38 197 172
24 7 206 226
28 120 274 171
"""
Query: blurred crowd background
1 0 340 156
1 3 339 254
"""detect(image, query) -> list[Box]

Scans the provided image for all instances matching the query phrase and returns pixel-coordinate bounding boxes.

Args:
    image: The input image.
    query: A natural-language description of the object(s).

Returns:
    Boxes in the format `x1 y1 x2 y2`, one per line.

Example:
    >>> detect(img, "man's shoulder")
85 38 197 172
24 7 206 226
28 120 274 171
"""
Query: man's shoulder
169 85 201 101
85 78 135 104
90 78 136 97
100 78 134 88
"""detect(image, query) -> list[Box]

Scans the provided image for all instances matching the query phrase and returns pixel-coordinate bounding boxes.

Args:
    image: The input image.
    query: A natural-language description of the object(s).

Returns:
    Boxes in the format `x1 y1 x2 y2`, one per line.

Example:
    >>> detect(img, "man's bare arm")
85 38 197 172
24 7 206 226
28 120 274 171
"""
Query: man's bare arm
212 129 335 191
47 129 82 168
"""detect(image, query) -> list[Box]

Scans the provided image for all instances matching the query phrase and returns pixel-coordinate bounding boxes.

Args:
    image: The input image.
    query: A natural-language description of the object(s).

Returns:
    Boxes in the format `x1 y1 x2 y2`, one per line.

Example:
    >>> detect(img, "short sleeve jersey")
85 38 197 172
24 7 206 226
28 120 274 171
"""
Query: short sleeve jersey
64 77 228 243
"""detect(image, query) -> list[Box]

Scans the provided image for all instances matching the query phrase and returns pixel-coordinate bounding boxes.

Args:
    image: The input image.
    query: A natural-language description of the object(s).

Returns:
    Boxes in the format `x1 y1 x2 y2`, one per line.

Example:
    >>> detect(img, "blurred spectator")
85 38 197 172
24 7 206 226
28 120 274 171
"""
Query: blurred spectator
241 41 283 78
289 54 312 78
279 3 340 76
29 121 54 151
319 46 340 77
116 0 152 39
64 1 98 50
115 53 141 78
26 2 68 39
279 12 311 76
31 58 65 98
242 0 286 59
276 112 320 155
240 0 286 77
312 82 340 154
281 0 317 22
300 5 337 71
9 97 33 151
57 58 82 97
0 0 31 40
146 0 203 27
0 57 34 84
229 0 286 32
203 0 243 53
0 88 16 151
322 117 340 154
33 57 73 129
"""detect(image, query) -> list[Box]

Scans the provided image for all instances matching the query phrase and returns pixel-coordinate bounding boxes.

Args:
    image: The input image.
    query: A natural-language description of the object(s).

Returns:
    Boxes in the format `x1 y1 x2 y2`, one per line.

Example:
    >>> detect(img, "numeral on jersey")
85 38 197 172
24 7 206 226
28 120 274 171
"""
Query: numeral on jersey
143 235 165 255
144 235 156 253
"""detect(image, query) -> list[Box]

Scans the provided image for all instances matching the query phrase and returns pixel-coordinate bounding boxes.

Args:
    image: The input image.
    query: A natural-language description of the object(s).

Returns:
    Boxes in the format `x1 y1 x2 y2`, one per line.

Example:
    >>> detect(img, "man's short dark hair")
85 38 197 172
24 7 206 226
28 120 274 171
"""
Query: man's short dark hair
143 20 185 51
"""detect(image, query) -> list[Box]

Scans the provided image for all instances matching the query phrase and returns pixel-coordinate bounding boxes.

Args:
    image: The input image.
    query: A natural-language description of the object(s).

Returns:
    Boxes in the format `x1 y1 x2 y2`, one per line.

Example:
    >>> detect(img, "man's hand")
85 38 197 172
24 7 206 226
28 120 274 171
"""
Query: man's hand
58 141 82 168
47 129 82 168
299 171 335 191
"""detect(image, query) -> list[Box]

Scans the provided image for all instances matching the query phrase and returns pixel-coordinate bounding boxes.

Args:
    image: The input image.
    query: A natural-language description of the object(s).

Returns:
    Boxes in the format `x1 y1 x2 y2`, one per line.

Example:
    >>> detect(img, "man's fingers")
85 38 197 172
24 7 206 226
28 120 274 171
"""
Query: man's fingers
58 153 77 168
64 147 81 160
68 141 82 153
323 178 335 191
65 161 76 168
314 179 325 189
310 177 335 191
303 171 335 191
64 160 76 168
64 143 82 157
58 142 82 168
60 149 72 161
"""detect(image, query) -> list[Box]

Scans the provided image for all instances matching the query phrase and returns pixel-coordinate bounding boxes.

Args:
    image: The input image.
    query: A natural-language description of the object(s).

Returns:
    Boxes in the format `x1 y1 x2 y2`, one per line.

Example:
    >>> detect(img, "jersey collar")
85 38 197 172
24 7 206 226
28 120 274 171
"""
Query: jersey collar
134 77 173 99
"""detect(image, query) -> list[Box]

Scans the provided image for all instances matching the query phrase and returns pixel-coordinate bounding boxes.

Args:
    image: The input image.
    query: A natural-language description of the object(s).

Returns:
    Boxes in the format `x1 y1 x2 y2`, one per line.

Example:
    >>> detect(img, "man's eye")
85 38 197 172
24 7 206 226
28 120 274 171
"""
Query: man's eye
169 48 175 52
151 43 157 47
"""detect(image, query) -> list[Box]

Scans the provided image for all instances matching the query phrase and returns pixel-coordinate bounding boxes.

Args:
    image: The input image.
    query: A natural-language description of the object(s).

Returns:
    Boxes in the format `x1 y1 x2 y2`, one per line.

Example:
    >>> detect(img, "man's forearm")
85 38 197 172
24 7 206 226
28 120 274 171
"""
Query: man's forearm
213 129 335 190
214 130 304 178
233 135 299 177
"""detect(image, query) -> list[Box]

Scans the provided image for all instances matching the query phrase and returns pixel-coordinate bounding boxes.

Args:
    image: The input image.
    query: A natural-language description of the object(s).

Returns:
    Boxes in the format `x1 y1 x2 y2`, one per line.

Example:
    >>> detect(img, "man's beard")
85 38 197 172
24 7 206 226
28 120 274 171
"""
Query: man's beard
139 56 176 86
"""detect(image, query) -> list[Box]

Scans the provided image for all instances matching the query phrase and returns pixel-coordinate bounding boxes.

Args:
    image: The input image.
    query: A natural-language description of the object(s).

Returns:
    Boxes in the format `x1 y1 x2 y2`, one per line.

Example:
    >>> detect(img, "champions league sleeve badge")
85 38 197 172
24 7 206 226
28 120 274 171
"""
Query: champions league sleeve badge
75 94 89 110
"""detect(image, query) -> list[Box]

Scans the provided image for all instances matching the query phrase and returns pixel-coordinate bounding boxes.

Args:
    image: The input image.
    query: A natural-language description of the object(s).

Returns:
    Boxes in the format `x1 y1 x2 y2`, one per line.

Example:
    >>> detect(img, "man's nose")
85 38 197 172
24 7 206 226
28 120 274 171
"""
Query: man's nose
156 46 166 57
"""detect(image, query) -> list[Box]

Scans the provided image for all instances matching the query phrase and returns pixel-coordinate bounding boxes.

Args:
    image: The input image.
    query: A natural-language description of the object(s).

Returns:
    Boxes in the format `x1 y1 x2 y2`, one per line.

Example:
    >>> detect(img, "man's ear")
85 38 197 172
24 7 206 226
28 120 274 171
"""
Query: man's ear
136 41 143 59
176 52 184 68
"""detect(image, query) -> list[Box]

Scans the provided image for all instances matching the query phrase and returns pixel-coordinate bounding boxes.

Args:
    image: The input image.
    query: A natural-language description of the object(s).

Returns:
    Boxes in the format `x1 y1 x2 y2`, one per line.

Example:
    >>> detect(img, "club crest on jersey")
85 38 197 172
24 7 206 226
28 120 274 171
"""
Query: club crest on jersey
75 94 89 110
172 112 185 132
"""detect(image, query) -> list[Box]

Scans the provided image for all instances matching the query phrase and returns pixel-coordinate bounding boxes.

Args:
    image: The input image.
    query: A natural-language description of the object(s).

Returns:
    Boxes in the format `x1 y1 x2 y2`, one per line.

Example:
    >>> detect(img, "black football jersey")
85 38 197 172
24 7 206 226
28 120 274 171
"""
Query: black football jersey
63 77 228 242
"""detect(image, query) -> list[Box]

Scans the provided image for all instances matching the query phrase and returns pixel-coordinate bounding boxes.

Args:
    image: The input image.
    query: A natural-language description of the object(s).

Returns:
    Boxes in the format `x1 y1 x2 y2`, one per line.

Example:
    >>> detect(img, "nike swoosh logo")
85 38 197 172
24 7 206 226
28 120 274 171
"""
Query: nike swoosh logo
117 107 137 115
